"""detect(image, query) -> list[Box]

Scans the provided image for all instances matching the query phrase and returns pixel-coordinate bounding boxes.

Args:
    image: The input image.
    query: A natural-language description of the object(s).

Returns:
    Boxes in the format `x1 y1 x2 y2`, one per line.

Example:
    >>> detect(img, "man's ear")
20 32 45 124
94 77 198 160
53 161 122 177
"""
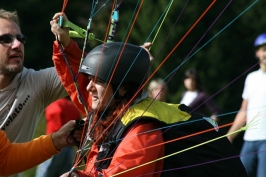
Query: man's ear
118 85 127 97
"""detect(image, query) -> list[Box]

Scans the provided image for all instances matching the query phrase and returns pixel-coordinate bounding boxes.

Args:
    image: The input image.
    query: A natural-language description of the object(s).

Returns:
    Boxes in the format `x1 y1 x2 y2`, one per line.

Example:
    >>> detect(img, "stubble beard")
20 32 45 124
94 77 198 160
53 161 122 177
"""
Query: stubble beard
0 63 23 76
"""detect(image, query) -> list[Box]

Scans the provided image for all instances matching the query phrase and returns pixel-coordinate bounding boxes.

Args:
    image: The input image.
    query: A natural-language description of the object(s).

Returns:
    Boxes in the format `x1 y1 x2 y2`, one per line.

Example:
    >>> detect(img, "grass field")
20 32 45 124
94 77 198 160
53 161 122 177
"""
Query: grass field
22 115 81 177
24 115 46 177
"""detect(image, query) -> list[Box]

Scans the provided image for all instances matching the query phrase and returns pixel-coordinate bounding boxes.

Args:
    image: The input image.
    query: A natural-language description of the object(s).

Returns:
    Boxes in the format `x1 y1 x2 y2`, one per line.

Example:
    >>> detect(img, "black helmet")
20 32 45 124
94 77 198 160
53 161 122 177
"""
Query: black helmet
79 42 150 85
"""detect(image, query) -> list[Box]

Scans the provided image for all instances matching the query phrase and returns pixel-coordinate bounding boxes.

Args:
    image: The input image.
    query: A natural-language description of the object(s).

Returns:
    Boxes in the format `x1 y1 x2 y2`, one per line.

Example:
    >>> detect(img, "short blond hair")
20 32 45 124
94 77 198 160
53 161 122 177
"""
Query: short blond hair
0 9 19 26
148 78 167 91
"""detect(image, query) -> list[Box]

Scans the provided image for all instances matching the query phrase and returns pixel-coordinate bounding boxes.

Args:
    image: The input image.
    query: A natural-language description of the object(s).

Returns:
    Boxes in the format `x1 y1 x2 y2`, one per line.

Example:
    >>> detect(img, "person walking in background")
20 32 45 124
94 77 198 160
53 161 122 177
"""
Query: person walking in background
227 33 266 177
0 9 68 177
35 97 81 177
148 78 168 102
180 68 221 121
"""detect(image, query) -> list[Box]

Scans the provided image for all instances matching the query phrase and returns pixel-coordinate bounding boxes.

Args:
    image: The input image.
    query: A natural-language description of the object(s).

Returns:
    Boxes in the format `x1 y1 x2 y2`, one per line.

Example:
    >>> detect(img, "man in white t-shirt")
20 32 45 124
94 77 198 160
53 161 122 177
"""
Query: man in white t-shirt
0 9 67 177
227 33 266 177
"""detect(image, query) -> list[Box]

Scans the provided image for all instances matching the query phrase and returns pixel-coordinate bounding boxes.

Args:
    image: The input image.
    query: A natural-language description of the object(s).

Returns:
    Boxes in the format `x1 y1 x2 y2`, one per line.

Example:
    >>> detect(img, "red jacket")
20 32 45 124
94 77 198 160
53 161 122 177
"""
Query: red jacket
77 122 164 177
52 40 164 176
52 40 90 117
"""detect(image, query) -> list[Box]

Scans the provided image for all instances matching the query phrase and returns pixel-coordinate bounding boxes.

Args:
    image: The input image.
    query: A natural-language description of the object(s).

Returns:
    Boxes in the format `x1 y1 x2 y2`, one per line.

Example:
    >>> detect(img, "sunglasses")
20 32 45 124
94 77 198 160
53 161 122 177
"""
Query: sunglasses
0 34 26 45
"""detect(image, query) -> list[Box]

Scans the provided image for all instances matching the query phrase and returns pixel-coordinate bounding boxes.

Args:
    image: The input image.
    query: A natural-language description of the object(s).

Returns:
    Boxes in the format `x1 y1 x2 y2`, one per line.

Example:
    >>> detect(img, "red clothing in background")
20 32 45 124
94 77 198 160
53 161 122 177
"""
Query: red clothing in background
45 98 81 134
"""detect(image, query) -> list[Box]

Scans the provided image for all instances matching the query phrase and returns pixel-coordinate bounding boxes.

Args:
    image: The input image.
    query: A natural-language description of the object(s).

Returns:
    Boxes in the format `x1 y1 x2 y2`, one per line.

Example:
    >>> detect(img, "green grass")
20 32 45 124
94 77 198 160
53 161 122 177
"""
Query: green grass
21 111 88 176
23 115 46 177
22 115 81 177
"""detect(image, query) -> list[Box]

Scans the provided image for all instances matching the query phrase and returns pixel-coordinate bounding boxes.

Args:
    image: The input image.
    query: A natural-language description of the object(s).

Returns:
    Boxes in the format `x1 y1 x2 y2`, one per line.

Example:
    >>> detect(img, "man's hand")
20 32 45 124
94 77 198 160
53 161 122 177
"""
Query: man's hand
51 120 76 150
60 171 79 177
140 42 154 61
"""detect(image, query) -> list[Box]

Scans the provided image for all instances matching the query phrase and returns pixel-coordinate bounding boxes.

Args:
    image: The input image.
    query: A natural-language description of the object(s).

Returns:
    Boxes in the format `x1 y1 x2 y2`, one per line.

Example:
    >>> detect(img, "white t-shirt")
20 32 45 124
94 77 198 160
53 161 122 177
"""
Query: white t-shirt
181 91 198 106
242 69 266 141
0 67 67 143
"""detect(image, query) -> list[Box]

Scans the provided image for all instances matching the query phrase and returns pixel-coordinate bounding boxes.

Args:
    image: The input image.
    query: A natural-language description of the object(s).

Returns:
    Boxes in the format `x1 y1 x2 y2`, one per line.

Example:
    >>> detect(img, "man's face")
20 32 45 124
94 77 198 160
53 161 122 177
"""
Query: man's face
256 44 266 65
184 77 197 91
0 18 24 75
151 84 166 101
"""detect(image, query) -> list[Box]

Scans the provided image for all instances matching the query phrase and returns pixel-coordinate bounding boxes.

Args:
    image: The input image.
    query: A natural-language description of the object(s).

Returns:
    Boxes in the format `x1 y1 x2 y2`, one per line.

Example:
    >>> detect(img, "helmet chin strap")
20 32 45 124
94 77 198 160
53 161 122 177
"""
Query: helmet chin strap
112 83 148 108
111 84 120 100
112 83 127 99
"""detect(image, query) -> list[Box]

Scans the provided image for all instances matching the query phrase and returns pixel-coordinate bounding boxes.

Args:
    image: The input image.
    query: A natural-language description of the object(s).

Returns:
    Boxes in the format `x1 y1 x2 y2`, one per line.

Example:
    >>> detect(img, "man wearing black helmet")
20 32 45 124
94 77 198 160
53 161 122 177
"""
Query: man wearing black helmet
51 13 247 177
228 33 266 177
